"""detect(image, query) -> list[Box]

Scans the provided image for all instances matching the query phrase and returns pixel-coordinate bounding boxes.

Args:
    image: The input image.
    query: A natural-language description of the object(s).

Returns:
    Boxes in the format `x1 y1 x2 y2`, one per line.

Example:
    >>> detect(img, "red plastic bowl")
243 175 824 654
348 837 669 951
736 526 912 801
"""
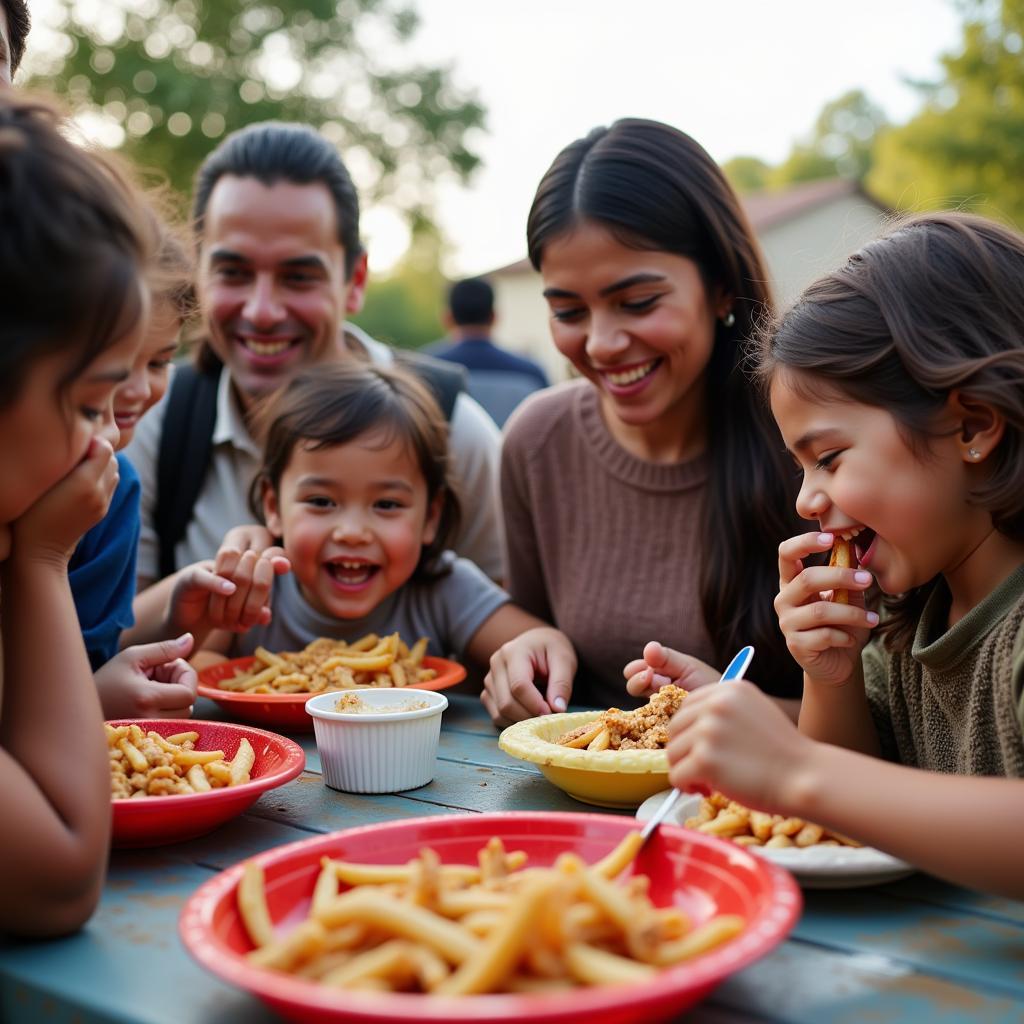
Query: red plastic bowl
180 812 801 1024
110 719 305 848
197 656 467 731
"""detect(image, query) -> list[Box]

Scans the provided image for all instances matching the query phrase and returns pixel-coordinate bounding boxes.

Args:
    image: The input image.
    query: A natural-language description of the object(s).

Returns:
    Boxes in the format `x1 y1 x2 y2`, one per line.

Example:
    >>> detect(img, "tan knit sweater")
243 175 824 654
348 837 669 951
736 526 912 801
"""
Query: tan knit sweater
501 381 717 709
864 563 1024 776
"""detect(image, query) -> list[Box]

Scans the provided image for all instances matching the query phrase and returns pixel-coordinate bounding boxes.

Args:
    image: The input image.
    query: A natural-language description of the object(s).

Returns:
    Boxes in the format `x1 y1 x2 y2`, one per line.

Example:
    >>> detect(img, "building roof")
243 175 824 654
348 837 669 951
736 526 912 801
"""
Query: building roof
488 178 888 277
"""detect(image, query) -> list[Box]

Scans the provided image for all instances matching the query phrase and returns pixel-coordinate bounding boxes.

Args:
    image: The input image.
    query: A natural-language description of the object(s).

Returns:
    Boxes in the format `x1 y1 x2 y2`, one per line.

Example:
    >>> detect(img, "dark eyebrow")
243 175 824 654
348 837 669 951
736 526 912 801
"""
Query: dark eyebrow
208 248 248 264
791 428 840 455
281 255 328 273
87 368 131 385
542 273 667 300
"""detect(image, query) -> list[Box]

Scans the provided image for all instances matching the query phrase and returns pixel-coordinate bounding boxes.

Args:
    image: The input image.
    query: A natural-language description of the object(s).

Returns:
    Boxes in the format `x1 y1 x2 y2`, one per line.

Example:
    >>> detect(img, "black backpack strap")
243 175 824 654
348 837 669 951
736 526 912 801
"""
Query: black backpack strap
154 364 219 578
394 349 466 422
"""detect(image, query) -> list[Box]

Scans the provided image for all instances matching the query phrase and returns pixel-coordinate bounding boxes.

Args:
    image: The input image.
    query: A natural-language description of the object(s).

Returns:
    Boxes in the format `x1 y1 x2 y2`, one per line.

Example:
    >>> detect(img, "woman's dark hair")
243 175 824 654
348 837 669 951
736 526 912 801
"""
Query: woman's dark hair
527 117 801 696
192 121 363 374
755 211 1024 650
0 93 150 411
251 363 461 583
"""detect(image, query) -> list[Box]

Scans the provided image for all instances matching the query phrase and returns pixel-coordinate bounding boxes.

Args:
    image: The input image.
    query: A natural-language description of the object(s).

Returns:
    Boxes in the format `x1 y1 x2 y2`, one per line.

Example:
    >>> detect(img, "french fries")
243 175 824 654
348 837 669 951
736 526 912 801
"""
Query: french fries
217 634 436 695
235 833 746 995
556 685 687 751
828 537 852 605
107 723 255 799
684 792 861 850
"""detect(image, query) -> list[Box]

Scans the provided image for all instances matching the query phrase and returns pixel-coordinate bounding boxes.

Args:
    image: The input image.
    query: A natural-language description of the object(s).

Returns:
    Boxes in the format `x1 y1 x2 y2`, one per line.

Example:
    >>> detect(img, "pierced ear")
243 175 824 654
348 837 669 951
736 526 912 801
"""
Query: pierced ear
344 250 369 315
421 490 444 547
948 389 1005 462
262 483 284 539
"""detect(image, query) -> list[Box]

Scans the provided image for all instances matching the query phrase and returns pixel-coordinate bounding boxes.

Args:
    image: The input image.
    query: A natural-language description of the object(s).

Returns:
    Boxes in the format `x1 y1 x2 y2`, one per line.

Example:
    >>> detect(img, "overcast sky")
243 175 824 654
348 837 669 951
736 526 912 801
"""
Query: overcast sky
368 0 964 275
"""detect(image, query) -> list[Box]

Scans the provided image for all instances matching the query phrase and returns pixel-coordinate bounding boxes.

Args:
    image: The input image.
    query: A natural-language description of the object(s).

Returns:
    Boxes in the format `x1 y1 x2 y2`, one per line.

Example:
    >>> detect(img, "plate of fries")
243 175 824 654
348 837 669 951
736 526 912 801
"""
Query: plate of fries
180 811 801 1023
197 634 466 731
636 791 914 889
499 711 672 809
108 719 305 847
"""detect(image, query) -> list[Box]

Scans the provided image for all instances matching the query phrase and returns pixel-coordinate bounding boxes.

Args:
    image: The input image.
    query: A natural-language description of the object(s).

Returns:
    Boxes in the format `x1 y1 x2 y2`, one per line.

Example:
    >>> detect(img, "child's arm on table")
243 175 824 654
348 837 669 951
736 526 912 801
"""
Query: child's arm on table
0 440 117 936
665 680 1024 900
478 606 577 728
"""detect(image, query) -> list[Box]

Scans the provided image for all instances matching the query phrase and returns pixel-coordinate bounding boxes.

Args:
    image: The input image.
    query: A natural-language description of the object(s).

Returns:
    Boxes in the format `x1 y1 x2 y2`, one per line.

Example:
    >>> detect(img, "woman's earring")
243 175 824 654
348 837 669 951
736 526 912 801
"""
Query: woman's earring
721 311 735 328
969 447 981 460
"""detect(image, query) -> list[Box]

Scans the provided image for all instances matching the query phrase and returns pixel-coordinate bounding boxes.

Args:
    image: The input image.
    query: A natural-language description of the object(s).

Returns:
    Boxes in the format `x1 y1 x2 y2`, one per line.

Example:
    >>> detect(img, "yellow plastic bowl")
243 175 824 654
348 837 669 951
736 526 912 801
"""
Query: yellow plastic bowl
499 712 669 809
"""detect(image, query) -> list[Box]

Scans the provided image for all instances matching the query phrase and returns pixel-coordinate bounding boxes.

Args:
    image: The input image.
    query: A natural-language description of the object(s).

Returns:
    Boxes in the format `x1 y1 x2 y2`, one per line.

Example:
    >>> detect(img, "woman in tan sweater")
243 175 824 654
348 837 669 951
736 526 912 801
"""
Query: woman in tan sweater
483 118 802 727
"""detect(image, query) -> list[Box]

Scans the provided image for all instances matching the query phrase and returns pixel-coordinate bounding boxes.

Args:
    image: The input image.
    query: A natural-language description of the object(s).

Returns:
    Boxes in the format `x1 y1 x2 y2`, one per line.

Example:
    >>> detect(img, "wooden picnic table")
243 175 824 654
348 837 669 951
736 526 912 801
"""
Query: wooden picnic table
1 691 1022 1023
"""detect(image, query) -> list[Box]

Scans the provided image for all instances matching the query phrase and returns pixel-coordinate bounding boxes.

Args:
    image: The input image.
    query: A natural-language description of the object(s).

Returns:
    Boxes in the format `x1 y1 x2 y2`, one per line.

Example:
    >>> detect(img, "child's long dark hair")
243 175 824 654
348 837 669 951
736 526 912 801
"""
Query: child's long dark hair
0 93 151 412
755 212 1024 649
250 363 461 582
527 118 802 696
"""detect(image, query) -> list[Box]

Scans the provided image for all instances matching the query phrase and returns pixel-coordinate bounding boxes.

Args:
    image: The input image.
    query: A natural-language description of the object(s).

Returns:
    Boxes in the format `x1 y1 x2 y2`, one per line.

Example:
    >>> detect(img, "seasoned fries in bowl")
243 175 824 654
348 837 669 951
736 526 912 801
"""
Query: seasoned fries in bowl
221 633 436 694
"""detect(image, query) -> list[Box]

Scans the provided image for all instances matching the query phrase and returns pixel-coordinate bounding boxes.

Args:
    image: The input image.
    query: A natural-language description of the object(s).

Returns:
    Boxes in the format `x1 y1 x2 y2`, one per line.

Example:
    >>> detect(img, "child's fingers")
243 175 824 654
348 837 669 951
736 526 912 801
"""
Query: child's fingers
787 626 861 658
146 681 197 714
127 634 194 671
621 657 648 680
779 565 873 610
778 531 834 587
218 550 262 626
779 600 878 636
626 668 656 697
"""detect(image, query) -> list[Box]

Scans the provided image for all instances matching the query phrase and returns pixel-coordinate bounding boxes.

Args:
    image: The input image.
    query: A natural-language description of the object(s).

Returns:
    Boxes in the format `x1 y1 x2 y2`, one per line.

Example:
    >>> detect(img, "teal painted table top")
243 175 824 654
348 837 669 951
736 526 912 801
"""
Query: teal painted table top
2 693 1022 1023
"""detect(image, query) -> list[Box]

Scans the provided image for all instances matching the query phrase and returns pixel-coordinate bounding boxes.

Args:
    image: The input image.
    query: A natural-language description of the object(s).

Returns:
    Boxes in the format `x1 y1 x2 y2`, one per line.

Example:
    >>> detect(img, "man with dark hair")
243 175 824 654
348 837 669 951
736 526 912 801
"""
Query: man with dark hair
126 121 506 594
428 277 549 427
0 0 30 85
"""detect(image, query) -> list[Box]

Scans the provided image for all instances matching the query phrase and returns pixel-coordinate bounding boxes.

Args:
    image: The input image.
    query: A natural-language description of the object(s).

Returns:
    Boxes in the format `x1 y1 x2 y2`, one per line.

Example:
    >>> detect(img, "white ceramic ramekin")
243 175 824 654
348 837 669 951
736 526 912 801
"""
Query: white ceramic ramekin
305 689 448 793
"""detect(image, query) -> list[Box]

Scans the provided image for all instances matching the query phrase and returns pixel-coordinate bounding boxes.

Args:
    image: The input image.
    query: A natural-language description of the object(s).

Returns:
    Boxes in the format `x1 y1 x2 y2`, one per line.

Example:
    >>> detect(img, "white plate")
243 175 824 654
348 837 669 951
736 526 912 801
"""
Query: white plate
636 791 915 889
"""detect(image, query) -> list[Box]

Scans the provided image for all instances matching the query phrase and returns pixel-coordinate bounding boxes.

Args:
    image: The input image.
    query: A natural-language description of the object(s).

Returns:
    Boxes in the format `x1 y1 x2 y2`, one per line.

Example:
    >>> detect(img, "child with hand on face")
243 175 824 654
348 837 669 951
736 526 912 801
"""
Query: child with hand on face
67 217 199 718
193 364 554 673
646 213 1024 899
68 213 283 718
0 93 152 935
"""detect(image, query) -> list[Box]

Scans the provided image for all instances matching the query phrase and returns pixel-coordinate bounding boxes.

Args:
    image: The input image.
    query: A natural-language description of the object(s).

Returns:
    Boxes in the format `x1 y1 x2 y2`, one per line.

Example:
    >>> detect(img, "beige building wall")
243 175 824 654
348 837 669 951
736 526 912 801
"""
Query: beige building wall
759 194 889 308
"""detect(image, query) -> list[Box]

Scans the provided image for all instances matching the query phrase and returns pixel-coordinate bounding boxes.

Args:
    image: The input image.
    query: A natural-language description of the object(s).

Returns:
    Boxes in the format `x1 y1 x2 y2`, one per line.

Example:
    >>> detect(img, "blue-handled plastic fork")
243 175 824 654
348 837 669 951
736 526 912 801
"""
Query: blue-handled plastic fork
638 645 755 844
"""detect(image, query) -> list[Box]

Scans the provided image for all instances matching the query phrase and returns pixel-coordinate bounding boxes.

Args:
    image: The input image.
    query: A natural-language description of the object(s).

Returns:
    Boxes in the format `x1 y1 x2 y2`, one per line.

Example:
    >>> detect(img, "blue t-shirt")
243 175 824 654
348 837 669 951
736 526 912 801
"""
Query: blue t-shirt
69 453 141 670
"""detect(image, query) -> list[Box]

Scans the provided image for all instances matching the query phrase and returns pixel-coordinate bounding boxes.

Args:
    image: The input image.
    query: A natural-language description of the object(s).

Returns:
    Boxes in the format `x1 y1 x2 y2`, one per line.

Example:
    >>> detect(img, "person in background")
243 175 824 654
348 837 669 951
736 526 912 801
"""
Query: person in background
0 93 150 935
663 213 1024 900
428 277 549 427
0 0 29 86
126 122 505 635
483 118 803 727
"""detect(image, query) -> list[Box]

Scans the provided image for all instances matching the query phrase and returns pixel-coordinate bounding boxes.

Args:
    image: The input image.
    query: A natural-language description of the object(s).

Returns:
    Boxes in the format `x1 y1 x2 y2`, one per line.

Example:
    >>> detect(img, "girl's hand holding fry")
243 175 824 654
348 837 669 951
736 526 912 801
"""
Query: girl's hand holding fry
775 531 878 688
623 642 720 698
665 679 811 815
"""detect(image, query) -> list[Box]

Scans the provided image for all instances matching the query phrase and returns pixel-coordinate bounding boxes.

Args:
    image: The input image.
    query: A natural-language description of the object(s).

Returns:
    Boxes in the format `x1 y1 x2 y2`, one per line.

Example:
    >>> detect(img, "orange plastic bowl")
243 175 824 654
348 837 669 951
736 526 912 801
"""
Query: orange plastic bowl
180 812 801 1024
110 719 305 848
197 656 467 731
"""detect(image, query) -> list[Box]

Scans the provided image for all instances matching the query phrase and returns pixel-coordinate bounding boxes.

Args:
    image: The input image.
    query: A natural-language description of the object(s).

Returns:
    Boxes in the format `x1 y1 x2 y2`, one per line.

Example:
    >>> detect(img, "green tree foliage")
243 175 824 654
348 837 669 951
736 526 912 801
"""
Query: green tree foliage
722 155 771 194
25 0 486 219
771 89 888 187
352 224 447 349
868 0 1024 224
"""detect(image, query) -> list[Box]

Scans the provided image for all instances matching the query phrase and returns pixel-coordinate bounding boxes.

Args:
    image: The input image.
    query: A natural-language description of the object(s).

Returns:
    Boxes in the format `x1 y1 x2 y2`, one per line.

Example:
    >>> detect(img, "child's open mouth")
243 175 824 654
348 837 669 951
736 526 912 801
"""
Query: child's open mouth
838 527 877 568
325 561 380 588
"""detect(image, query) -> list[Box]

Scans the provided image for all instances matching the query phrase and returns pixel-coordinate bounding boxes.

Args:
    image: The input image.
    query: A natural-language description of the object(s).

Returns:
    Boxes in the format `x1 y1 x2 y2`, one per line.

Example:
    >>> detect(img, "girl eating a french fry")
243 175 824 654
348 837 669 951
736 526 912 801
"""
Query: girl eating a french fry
660 213 1024 898
0 93 152 935
192 363 556 672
